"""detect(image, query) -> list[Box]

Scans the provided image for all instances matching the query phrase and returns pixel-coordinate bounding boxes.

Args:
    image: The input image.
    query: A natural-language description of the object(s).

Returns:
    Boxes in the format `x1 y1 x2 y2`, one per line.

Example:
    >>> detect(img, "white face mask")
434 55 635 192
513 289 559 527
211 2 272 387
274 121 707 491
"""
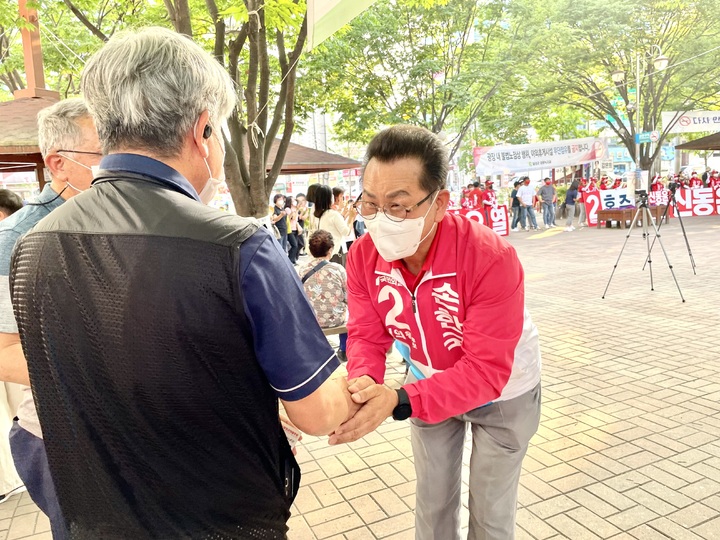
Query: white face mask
199 124 226 205
365 192 439 262
60 155 100 192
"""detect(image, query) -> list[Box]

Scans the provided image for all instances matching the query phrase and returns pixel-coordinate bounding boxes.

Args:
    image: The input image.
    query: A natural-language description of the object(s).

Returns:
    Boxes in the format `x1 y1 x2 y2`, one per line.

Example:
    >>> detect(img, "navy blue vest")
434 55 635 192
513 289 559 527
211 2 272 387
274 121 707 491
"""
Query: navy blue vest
11 173 297 539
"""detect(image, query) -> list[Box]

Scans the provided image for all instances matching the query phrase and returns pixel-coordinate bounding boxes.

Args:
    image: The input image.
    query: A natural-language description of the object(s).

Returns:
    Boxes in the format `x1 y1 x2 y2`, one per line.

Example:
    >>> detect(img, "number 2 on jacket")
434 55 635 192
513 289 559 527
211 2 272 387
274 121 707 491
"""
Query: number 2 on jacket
379 285 411 332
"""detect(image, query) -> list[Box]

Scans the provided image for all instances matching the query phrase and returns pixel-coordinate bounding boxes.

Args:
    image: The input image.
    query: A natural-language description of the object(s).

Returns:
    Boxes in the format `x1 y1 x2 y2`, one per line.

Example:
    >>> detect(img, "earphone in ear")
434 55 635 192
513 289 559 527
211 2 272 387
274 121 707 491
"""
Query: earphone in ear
202 124 213 139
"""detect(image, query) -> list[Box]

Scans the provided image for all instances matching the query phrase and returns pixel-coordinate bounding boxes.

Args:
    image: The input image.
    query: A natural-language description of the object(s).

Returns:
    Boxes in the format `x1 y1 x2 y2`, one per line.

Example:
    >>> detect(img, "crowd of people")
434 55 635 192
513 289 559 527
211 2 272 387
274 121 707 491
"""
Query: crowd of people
270 184 363 267
462 172 695 234
652 169 720 190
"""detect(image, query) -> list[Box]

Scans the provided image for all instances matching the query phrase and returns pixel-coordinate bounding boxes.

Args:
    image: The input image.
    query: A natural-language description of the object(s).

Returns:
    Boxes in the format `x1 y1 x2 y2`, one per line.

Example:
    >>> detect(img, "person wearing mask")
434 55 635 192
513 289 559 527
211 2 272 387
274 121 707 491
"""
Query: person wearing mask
516 177 539 231
480 180 497 224
8 28 357 538
330 125 541 540
0 98 102 537
537 178 557 229
564 180 580 232
314 184 355 266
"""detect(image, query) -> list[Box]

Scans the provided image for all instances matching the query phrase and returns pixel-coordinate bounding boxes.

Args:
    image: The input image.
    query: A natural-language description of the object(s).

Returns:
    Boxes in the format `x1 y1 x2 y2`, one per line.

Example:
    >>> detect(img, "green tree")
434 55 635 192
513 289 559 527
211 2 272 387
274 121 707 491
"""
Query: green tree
1 0 307 217
525 0 720 176
301 0 526 158
531 105 591 142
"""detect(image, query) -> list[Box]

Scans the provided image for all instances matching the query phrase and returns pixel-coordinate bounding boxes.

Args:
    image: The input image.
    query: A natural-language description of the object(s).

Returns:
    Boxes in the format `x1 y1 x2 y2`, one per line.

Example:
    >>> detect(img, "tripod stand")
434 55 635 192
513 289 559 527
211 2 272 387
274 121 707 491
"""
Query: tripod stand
602 193 685 302
641 188 697 275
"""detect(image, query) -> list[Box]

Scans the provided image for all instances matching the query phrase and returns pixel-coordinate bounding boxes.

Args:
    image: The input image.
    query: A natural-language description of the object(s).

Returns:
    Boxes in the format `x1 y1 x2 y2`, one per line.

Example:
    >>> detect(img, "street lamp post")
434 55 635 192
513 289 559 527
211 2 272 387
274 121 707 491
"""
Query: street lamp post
611 46 669 191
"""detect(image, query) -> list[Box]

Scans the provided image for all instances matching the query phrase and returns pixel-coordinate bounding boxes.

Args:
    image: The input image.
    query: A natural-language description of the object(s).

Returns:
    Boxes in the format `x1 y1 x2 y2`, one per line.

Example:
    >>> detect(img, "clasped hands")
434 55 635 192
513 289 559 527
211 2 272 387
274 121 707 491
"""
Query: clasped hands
328 375 399 445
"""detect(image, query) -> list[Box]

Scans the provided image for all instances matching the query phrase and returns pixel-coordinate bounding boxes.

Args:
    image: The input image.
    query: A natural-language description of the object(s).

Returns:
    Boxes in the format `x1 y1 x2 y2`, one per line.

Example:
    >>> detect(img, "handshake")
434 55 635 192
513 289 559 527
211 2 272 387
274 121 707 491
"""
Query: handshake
282 374 402 449
328 375 400 445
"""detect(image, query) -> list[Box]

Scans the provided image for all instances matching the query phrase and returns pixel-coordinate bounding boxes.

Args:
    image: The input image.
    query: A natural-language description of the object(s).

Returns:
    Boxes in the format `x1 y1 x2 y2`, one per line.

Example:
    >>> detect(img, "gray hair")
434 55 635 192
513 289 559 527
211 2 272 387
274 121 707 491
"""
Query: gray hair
36 98 90 158
81 27 236 156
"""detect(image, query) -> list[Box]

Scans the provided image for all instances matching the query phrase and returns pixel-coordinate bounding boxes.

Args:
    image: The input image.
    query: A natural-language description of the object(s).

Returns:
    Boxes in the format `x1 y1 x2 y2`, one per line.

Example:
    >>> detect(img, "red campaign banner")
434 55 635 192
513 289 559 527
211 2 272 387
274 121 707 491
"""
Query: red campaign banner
648 189 670 207
449 206 510 236
583 189 602 227
668 187 720 217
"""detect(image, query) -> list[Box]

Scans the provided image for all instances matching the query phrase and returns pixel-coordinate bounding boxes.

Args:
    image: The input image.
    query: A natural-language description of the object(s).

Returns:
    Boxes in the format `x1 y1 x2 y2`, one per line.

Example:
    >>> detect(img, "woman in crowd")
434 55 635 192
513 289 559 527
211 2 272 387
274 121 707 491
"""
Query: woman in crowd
285 196 301 265
313 185 355 266
270 193 289 253
298 230 348 362
296 193 309 256
564 180 580 232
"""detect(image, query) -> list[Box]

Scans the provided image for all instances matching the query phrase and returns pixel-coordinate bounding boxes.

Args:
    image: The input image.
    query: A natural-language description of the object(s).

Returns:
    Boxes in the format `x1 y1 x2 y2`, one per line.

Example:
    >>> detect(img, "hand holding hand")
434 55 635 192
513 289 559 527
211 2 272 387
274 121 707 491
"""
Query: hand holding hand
328 378 398 445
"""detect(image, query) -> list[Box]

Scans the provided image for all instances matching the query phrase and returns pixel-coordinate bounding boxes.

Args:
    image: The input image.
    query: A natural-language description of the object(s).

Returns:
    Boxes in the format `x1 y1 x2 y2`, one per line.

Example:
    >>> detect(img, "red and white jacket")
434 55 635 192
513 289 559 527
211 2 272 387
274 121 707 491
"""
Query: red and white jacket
346 213 541 424
481 189 497 208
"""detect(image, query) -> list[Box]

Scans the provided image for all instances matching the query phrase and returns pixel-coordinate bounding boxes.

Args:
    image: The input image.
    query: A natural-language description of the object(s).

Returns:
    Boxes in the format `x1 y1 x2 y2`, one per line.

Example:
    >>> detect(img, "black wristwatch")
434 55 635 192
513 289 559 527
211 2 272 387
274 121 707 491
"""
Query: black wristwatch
392 388 412 421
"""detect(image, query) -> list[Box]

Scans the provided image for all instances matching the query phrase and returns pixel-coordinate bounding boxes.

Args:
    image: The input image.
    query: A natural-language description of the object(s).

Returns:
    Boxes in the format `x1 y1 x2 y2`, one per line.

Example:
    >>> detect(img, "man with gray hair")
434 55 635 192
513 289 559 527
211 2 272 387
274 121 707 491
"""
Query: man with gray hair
9 28 355 539
0 97 101 539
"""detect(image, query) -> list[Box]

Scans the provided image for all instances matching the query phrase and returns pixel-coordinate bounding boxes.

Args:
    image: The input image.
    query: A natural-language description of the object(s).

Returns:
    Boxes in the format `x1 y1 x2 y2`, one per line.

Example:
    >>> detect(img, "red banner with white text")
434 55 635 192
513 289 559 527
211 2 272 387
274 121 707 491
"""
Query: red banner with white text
449 206 510 237
667 187 720 217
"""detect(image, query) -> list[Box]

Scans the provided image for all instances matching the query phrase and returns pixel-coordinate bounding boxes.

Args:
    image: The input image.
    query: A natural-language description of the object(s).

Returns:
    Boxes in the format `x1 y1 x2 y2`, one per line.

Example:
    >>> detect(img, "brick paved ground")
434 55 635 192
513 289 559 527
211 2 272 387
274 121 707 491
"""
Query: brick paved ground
2 214 719 540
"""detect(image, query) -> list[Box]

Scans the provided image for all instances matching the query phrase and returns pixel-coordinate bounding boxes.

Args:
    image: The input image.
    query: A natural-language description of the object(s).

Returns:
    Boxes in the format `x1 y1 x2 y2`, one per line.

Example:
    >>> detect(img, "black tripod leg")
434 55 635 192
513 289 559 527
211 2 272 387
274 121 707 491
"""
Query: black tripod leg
642 202 671 271
602 206 643 299
671 197 697 274
643 207 654 291
644 207 686 302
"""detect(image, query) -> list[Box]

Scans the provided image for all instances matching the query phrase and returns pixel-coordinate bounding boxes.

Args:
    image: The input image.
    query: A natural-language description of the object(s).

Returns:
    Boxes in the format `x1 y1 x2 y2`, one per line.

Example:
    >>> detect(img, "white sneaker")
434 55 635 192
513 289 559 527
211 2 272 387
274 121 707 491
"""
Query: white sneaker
524 227 529 231
564 227 572 232
544 225 550 229
511 227 519 232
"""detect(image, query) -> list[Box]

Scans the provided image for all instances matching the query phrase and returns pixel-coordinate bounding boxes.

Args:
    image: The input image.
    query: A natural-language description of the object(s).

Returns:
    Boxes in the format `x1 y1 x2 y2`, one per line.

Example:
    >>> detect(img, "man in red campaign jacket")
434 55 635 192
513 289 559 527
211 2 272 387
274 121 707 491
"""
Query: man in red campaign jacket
650 175 663 192
481 179 497 223
468 181 483 209
329 125 541 540
709 170 720 189
689 171 703 188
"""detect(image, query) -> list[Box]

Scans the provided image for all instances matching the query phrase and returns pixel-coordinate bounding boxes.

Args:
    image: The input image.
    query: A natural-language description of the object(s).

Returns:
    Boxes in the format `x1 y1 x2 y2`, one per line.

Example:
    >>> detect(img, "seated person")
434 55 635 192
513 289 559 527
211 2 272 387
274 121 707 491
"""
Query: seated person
299 230 348 362
0 189 23 221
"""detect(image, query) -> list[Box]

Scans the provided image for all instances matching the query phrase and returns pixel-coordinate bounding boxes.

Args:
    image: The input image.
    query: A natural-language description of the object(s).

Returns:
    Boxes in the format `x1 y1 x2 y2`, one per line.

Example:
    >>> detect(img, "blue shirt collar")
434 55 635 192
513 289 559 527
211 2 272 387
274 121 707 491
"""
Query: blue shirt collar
95 153 201 202
32 184 65 211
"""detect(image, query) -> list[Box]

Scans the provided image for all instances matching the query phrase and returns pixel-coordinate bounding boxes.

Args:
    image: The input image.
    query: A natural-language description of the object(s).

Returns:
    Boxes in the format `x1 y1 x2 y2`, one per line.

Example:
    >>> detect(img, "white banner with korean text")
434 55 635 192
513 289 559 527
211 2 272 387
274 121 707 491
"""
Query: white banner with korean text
662 110 720 134
473 138 609 174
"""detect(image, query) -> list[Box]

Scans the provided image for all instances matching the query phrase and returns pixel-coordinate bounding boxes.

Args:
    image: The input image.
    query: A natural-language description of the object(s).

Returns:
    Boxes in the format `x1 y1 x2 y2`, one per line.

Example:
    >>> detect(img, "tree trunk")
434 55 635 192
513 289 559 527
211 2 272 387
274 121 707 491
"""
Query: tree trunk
163 0 193 36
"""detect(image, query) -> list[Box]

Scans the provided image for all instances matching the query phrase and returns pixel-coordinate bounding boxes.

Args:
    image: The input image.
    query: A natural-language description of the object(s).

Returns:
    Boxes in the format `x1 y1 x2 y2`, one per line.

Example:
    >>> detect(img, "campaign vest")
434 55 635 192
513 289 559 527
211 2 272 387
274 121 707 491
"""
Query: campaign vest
10 173 297 539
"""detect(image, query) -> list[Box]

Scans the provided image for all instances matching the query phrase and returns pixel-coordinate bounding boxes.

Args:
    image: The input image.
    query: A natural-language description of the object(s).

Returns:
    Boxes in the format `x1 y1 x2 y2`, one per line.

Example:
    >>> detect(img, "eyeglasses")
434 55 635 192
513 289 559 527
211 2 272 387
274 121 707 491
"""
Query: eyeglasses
355 190 437 223
57 149 103 156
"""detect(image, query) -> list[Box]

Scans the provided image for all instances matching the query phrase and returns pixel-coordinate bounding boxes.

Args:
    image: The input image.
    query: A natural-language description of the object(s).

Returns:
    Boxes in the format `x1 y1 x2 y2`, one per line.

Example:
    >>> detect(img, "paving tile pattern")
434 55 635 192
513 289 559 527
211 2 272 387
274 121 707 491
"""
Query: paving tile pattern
4 216 720 539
